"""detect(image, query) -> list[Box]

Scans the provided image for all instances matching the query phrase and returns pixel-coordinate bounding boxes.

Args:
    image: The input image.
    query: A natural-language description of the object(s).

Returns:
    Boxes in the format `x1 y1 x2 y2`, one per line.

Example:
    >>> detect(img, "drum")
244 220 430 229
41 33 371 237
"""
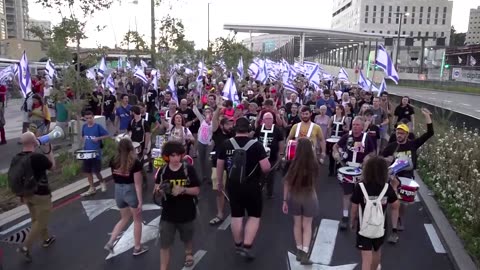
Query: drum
75 150 98 160
326 137 340 144
285 140 297 161
132 142 142 155
151 148 162 159
115 133 130 143
337 166 362 184
398 177 420 203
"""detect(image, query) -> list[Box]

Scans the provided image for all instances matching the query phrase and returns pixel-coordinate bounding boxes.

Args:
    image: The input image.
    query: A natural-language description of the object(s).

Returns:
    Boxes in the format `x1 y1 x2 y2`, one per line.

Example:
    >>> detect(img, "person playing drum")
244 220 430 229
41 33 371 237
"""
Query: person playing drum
381 108 434 244
332 116 376 230
287 106 326 163
327 104 349 176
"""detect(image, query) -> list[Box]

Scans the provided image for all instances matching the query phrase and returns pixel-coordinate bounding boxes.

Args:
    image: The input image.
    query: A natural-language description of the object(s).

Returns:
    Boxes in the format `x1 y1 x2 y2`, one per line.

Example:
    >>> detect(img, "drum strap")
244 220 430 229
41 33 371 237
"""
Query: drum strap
295 122 314 139
260 124 274 147
332 115 345 137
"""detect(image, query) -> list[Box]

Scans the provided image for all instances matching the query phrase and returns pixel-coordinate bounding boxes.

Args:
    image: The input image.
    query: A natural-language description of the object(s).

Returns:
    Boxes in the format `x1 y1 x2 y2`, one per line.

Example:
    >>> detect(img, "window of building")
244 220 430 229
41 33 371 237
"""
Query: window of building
410 31 414 36
403 31 406 35
433 32 437 37
366 5 369 11
420 6 423 12
397 6 400 12
425 31 429 37
419 19 422 24
442 19 446 25
387 31 391 34
395 31 398 34
365 17 368 23
380 17 384 24
418 31 421 37
381 5 384 12
380 30 383 33
373 17 376 23
428 6 431 13
372 30 375 33
373 5 376 11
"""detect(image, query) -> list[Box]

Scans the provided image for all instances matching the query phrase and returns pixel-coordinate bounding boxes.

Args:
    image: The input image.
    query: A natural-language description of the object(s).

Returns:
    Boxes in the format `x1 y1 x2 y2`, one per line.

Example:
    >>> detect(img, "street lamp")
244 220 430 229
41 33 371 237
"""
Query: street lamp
394 12 409 70
207 3 211 60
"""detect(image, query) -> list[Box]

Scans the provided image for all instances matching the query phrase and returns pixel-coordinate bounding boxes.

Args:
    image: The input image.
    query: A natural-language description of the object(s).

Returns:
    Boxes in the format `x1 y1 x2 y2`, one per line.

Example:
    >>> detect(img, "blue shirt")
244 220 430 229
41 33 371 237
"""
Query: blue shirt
316 98 336 116
116 104 132 130
82 123 109 159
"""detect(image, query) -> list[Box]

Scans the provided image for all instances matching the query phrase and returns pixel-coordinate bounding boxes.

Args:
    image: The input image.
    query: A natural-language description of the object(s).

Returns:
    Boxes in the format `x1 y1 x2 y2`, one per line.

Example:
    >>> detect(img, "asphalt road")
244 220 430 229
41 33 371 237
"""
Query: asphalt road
388 85 480 119
0 165 454 270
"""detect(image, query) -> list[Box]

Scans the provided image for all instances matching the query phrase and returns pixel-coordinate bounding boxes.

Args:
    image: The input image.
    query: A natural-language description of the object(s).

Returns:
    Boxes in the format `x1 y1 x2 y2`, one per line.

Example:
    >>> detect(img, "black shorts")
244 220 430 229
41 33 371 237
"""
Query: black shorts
356 233 385 251
341 182 355 195
228 182 263 218
83 158 102 174
160 220 194 249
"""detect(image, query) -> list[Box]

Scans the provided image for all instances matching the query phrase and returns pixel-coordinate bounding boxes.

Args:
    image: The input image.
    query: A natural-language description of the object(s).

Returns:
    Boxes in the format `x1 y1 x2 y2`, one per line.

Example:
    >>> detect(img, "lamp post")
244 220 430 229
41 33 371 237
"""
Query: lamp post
150 0 156 67
394 12 409 70
207 3 211 61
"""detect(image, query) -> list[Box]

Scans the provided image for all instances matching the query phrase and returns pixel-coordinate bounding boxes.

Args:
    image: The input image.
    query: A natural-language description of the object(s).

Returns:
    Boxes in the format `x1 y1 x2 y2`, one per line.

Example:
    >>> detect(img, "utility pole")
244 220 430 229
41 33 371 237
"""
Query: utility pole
207 3 211 62
150 0 156 67
394 12 409 70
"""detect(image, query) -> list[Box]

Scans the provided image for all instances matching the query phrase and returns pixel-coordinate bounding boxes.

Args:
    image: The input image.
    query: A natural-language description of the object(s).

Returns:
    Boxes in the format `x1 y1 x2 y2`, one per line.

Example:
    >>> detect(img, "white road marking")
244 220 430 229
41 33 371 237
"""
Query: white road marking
424 224 446 253
181 250 207 270
415 194 421 202
310 219 339 265
0 218 31 236
430 92 438 95
460 103 471 107
81 199 116 221
217 215 232 230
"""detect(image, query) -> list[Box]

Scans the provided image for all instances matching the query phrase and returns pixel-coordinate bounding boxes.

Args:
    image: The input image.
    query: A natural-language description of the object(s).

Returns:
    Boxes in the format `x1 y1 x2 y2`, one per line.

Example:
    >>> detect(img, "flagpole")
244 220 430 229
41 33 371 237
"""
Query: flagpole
368 41 379 92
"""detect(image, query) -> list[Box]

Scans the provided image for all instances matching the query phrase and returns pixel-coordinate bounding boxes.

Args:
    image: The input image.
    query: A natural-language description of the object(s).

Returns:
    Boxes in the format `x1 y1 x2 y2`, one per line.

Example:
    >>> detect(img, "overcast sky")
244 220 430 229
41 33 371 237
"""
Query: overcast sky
28 0 478 49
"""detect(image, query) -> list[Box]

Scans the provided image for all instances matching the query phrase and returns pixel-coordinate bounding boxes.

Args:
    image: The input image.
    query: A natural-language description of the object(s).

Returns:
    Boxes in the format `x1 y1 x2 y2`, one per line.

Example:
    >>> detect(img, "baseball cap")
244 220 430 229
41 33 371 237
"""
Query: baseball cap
270 88 277 94
396 124 410 133
236 104 244 110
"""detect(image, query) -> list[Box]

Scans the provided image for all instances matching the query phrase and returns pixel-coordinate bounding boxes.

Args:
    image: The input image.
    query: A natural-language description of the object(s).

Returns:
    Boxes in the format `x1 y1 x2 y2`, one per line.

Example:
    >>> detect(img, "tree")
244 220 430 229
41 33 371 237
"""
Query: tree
158 15 185 51
212 34 254 72
121 30 149 58
450 26 466 47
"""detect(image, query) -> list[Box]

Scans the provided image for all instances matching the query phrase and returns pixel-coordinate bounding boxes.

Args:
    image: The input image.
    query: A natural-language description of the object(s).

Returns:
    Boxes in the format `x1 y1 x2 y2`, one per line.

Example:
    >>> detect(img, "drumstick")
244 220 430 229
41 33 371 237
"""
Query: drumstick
221 190 230 202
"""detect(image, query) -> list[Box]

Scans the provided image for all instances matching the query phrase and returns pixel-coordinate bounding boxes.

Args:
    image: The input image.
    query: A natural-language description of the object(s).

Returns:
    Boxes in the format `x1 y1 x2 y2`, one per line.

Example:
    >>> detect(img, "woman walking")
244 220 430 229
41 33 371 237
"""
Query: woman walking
350 156 399 270
282 138 320 265
104 138 148 256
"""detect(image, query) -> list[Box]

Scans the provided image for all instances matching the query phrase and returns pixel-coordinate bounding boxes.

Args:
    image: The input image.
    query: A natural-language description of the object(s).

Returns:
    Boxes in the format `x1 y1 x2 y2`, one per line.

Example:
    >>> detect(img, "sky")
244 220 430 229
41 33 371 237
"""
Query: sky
28 0 479 50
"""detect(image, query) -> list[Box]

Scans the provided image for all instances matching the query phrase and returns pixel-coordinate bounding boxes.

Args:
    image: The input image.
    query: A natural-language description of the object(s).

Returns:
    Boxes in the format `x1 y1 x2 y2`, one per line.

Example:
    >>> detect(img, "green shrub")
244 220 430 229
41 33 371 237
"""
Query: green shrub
61 161 81 181
0 173 8 188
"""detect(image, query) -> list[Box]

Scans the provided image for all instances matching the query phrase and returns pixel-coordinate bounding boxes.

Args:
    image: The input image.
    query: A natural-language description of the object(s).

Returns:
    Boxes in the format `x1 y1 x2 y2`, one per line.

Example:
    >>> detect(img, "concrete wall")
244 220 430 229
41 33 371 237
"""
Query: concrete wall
0 38 46 60
321 64 420 83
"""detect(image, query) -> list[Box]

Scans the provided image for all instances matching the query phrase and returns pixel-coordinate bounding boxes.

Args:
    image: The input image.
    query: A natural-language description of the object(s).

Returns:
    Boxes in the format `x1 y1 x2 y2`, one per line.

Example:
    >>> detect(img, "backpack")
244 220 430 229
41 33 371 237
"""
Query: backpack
358 183 389 239
228 138 258 184
22 92 34 112
131 118 145 144
8 153 37 196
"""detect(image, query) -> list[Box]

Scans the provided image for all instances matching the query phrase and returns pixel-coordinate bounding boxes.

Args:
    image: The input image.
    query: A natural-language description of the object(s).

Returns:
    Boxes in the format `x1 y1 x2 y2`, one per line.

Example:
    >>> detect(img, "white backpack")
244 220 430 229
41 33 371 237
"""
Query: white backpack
358 183 389 239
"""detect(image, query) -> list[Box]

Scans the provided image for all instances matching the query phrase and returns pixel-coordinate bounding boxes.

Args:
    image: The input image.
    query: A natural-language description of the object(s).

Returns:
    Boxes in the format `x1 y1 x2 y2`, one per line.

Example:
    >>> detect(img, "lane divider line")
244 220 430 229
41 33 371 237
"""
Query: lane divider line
424 223 446 253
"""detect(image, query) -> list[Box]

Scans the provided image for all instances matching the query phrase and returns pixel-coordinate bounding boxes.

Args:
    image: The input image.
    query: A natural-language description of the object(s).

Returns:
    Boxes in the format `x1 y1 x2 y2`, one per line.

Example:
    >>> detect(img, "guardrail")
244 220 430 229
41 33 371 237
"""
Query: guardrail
394 79 480 90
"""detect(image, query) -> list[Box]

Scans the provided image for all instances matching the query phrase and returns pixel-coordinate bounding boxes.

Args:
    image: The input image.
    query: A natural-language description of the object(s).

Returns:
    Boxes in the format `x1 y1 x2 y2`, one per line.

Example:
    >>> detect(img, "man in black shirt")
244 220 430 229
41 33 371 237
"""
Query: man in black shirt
145 85 158 115
382 108 433 240
154 141 200 270
254 112 284 198
103 89 117 133
128 106 151 182
217 117 271 260
15 132 56 262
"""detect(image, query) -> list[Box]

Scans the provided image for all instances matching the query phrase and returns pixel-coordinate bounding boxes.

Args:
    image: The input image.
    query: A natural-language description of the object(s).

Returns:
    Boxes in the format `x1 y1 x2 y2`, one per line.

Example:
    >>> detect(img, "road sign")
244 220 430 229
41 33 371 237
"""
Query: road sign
452 68 461 79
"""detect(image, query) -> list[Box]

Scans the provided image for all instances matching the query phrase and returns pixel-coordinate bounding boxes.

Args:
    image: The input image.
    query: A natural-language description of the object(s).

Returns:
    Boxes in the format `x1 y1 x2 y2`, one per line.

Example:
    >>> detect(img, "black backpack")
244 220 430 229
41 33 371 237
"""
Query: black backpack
228 138 258 184
8 153 37 196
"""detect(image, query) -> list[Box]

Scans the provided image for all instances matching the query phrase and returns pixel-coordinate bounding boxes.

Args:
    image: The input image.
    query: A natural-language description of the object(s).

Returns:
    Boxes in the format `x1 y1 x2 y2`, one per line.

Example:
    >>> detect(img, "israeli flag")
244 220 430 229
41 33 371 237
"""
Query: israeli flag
184 68 193 75
375 45 399 84
222 73 239 103
282 70 297 94
18 51 32 98
98 57 107 77
86 68 96 80
257 59 268 84
357 70 371 91
140 60 148 69
337 67 349 81
117 57 123 70
237 56 244 79
308 64 321 87
303 61 317 78
0 64 16 84
106 73 116 94
376 79 387 97
248 62 260 80
151 69 159 90
125 59 132 71
46 59 56 78
197 60 207 82
134 68 148 84
167 75 178 104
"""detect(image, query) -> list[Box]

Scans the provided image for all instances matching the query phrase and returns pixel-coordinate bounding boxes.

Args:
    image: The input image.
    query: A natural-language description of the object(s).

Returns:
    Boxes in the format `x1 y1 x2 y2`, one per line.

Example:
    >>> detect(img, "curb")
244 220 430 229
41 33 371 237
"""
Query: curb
415 171 477 270
389 85 480 97
0 168 112 229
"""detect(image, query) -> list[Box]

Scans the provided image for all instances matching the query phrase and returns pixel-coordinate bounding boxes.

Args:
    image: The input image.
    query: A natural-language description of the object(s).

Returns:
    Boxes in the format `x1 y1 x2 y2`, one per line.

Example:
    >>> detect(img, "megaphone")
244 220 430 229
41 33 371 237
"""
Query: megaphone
38 126 65 145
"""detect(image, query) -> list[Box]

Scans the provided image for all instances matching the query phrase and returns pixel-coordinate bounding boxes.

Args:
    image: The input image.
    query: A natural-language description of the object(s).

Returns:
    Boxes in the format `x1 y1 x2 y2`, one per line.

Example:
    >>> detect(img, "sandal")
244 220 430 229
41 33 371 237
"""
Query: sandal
209 216 224 226
184 252 194 267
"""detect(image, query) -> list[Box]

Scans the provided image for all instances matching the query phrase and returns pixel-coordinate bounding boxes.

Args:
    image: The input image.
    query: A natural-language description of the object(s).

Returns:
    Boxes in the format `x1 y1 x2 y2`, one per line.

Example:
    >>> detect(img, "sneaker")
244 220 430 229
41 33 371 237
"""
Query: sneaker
339 217 349 230
100 182 107 193
235 246 245 256
84 187 96 196
17 247 32 263
296 249 302 261
388 232 399 244
42 236 56 248
104 242 114 254
133 246 149 256
300 251 313 265
240 247 255 261
398 218 405 231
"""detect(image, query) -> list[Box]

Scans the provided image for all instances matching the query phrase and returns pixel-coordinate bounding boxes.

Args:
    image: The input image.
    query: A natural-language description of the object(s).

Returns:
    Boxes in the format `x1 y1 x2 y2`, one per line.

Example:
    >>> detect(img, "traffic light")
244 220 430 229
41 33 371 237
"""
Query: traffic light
445 64 450 69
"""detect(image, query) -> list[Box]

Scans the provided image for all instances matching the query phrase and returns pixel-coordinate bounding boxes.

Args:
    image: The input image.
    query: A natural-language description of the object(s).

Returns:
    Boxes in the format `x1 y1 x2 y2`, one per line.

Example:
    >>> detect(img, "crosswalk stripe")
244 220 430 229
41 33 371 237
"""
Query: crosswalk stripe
424 224 446 253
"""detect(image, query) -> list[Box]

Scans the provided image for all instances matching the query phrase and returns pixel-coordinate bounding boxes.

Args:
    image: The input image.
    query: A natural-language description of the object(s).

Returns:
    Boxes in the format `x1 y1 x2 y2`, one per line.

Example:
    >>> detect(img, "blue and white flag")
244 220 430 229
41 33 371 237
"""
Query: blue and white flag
282 70 297 94
237 56 244 79
140 60 148 69
222 73 239 103
46 59 56 79
125 59 132 71
357 70 371 91
134 68 148 84
257 59 268 84
0 64 16 84
308 64 321 87
197 60 207 82
98 57 107 77
106 73 116 94
376 79 387 97
151 69 159 90
86 68 96 81
117 57 123 70
338 67 349 81
167 75 178 104
375 45 399 84
18 51 32 98
303 61 317 78
248 62 260 80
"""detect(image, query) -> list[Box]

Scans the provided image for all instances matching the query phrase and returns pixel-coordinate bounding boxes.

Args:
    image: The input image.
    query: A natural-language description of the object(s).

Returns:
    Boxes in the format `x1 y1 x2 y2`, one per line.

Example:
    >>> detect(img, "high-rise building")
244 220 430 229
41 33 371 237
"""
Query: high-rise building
466 6 480 45
0 0 7 40
25 18 51 40
5 0 28 39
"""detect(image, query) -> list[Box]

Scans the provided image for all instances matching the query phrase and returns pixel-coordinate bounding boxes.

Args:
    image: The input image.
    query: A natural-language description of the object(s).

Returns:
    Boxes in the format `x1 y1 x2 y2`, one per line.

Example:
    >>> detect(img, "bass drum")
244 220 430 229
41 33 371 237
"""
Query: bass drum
285 140 297 161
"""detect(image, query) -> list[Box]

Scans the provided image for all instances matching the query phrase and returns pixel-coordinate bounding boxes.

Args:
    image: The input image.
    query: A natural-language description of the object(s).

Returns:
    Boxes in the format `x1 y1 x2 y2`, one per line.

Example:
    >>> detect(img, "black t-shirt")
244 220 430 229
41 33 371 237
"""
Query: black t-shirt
337 132 376 164
146 89 158 111
178 108 198 133
394 105 415 122
217 136 268 186
351 182 398 229
25 152 53 195
254 125 284 161
103 95 116 115
382 124 434 178
127 118 151 144
366 124 380 150
211 128 234 166
110 159 143 184
155 164 200 223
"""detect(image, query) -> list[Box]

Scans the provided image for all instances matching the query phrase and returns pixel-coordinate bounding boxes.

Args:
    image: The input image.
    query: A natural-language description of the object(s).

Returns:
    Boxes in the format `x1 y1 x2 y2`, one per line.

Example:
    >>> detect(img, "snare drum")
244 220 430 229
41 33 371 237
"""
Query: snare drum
337 166 362 184
326 137 340 144
398 177 419 203
285 140 297 161
115 133 130 143
75 150 98 160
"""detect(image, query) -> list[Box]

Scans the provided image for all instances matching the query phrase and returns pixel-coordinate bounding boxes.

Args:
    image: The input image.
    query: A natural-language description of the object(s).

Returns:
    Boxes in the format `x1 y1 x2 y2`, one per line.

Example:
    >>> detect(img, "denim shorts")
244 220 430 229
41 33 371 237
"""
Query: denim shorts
115 183 139 209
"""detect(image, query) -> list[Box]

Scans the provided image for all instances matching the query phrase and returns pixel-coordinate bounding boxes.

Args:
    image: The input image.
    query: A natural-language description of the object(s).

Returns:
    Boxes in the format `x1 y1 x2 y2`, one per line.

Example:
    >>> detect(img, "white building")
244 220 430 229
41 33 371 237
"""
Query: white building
466 6 480 45
241 34 292 53
4 0 28 39
25 18 51 40
331 0 453 69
